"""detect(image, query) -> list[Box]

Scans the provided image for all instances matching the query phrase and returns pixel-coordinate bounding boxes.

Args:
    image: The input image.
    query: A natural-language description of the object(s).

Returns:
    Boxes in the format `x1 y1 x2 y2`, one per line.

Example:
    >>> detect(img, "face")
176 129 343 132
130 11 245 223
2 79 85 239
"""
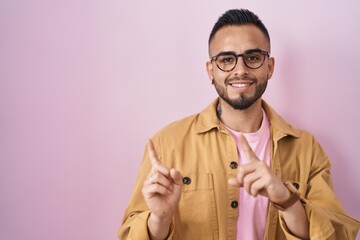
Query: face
206 25 275 110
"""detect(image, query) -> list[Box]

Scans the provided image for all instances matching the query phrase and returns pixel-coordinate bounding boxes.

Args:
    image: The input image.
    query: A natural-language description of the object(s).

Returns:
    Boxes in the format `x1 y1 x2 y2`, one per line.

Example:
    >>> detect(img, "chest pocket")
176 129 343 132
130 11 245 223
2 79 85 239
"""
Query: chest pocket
173 173 219 240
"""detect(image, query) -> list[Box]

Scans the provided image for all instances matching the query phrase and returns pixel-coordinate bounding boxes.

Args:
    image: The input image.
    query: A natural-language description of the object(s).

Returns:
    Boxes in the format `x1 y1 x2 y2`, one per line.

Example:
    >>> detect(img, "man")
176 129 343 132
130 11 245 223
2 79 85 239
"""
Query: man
118 9 359 239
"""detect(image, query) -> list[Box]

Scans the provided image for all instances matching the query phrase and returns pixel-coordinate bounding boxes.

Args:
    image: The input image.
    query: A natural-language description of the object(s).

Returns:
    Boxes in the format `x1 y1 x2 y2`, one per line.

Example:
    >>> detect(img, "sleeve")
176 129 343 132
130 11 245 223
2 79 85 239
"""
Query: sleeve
117 143 175 240
279 137 360 240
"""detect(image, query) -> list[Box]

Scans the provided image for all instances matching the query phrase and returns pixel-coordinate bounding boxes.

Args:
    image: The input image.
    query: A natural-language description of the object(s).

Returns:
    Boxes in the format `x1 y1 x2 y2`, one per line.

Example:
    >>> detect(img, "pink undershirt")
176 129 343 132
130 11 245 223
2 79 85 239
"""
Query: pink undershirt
223 109 271 240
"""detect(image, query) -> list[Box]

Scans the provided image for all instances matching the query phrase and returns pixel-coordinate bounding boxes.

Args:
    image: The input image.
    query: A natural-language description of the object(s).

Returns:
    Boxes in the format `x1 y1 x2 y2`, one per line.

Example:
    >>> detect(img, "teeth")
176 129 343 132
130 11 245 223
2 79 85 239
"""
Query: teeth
231 83 250 88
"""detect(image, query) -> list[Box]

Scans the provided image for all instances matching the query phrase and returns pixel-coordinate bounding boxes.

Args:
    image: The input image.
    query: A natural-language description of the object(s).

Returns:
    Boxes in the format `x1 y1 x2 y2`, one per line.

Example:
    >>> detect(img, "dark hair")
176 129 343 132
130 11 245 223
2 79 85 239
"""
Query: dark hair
209 9 270 47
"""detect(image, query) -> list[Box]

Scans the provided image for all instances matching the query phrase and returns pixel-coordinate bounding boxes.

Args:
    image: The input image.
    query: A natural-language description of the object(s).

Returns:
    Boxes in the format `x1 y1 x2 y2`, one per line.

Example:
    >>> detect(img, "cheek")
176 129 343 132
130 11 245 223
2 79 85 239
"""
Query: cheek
213 71 231 82
254 69 269 82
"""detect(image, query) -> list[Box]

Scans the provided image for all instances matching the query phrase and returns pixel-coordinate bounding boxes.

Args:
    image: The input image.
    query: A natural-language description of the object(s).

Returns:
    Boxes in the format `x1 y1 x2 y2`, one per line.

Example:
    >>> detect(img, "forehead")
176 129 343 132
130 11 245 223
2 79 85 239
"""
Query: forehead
209 24 269 55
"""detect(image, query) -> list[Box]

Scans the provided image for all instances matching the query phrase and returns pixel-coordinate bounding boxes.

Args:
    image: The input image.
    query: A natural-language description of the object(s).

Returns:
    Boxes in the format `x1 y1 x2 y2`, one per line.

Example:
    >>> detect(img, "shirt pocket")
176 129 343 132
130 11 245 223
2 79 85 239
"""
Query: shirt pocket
173 173 218 240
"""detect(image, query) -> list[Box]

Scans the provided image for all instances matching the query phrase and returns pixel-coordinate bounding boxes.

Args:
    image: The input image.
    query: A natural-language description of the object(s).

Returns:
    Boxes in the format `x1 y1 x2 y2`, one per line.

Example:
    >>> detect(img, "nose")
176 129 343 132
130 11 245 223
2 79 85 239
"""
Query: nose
233 56 249 75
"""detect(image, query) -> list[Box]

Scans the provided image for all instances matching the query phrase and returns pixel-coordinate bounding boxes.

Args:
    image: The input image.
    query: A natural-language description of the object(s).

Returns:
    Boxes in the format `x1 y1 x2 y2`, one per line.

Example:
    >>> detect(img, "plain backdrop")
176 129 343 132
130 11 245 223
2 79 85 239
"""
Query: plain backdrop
1 1 359 239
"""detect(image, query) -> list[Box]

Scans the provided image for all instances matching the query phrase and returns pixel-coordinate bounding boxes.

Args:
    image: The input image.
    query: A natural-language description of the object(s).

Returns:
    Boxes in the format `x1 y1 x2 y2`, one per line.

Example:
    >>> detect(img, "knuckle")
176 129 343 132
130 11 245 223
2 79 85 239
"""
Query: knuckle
151 173 158 180
238 167 245 175
244 173 251 181
154 185 164 193
151 165 160 174
237 174 244 183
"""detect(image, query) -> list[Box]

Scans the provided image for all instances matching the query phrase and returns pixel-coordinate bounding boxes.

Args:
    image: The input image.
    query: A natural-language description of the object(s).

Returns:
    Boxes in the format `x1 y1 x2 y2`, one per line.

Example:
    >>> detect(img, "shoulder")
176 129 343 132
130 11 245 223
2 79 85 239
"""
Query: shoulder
271 114 330 169
152 99 219 142
153 113 200 140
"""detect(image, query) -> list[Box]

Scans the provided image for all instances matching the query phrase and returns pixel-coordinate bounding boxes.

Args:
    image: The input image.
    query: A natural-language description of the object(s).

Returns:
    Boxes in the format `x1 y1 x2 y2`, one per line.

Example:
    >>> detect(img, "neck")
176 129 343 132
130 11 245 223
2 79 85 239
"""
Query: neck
217 98 263 133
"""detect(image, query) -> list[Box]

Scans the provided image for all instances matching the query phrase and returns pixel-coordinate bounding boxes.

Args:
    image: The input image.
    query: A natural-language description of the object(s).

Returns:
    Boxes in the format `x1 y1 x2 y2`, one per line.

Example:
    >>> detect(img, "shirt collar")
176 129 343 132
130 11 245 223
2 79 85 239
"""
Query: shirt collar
195 98 301 138
195 99 220 134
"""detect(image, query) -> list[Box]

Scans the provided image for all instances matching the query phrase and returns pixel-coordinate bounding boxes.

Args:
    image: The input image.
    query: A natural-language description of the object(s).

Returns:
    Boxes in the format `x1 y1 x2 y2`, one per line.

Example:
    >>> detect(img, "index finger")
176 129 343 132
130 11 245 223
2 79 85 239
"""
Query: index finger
147 139 161 166
239 133 259 162
147 139 171 177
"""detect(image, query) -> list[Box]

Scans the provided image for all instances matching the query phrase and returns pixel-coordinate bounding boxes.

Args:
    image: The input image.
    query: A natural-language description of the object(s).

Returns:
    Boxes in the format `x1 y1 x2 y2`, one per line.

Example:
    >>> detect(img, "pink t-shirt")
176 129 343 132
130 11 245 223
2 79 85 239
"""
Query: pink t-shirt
223 109 271 240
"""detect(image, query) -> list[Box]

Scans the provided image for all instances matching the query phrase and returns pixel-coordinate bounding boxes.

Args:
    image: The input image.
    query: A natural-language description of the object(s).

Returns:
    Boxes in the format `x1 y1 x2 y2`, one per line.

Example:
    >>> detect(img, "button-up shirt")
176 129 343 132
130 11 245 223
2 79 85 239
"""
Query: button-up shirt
118 99 360 240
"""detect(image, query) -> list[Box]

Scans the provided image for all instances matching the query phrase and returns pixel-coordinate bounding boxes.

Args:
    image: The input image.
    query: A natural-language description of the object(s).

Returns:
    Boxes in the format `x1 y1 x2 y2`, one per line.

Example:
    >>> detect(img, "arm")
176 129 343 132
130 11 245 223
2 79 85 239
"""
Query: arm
278 136 360 240
298 158 359 239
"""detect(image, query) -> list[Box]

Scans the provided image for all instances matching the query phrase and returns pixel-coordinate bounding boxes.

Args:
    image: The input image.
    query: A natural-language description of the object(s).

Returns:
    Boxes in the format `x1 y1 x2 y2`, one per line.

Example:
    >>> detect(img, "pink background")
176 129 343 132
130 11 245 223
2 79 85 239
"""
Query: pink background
1 1 359 239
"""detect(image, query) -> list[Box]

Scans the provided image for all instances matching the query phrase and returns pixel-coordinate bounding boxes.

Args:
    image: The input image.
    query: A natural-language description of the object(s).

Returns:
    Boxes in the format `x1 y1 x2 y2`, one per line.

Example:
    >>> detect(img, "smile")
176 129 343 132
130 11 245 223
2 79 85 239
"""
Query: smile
230 82 252 88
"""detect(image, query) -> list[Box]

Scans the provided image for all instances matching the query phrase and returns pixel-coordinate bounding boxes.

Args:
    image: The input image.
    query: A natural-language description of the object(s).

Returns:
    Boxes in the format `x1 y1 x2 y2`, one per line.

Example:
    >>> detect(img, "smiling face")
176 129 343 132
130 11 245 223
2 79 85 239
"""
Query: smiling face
206 24 275 110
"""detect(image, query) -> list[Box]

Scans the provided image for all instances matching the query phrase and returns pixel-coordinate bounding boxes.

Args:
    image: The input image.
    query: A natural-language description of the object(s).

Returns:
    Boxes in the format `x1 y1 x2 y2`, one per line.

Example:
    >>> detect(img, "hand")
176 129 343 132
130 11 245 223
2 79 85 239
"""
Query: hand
228 134 291 204
142 139 182 223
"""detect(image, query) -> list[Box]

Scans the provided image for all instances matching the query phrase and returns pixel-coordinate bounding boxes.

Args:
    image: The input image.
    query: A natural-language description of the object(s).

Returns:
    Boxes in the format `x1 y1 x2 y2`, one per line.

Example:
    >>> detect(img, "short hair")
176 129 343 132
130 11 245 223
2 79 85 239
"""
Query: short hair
209 9 270 48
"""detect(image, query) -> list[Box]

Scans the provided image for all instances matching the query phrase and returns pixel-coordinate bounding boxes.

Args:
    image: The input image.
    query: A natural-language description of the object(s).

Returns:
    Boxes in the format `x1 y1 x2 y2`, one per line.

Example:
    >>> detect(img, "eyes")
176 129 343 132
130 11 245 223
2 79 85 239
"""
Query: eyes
211 50 269 71
219 56 236 64
245 54 262 62
217 53 262 65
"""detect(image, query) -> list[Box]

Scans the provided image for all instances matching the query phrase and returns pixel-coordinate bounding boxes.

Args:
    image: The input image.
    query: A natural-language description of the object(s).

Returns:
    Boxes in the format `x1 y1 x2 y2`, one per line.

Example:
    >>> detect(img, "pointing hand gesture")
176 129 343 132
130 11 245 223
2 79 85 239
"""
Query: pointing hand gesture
228 134 291 204
142 139 182 238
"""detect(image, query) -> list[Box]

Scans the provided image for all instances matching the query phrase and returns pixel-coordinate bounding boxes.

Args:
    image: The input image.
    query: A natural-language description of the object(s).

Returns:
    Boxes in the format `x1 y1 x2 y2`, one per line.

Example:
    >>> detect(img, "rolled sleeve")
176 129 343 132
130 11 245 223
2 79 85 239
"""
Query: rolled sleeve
118 211 151 240
278 206 335 240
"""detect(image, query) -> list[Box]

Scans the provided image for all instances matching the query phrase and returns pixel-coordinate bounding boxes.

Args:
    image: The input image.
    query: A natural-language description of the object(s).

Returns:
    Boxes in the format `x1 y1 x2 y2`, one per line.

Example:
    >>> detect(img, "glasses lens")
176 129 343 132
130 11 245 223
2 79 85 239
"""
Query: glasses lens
215 54 237 71
243 52 265 69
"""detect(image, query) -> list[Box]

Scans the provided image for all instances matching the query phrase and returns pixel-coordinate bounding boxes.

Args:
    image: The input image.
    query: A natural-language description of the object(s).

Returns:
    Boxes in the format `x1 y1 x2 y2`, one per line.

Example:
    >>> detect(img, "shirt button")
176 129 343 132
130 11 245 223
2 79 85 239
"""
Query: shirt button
231 200 238 209
182 177 191 185
230 161 238 169
292 183 300 190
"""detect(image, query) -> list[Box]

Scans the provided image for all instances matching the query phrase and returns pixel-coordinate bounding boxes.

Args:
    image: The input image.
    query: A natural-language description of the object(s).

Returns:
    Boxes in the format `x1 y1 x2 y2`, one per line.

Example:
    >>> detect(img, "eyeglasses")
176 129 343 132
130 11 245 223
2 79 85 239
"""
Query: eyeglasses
210 49 270 72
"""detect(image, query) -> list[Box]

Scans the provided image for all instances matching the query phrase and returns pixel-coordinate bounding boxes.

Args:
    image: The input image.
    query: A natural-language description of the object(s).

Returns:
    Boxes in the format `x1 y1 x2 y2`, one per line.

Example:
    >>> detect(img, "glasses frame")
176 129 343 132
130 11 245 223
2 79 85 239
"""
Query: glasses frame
210 49 270 72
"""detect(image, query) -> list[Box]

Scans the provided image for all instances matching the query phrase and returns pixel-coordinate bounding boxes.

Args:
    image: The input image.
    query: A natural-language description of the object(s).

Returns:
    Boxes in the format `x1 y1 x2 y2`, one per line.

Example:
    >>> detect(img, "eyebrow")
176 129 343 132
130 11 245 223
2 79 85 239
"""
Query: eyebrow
244 48 264 54
213 48 265 58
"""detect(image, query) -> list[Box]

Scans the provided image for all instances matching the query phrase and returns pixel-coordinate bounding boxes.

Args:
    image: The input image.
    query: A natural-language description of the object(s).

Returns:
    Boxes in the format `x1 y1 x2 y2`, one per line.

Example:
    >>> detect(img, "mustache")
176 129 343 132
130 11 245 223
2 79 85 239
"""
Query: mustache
225 75 257 85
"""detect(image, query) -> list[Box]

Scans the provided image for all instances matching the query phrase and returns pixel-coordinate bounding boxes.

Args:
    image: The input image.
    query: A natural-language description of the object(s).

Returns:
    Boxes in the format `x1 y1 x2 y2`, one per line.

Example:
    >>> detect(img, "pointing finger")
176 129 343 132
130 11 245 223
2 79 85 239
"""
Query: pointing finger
147 139 170 177
147 139 161 166
239 133 259 162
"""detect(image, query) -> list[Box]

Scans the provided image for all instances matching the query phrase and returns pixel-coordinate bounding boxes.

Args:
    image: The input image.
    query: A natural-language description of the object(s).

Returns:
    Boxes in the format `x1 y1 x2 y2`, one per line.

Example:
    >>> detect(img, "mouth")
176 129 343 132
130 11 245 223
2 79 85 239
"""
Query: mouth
227 81 254 89
229 82 252 88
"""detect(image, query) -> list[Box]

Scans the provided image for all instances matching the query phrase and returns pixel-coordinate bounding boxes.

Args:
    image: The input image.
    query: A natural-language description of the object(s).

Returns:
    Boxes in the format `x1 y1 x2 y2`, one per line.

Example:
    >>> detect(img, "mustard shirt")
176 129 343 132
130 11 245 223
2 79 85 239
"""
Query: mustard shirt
118 99 359 240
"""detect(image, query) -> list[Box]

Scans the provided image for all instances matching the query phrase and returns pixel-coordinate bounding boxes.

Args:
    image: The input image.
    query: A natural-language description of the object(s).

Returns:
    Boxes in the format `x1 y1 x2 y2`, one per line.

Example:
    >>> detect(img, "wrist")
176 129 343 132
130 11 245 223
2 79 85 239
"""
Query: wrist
149 212 172 225
148 213 172 240
272 181 301 211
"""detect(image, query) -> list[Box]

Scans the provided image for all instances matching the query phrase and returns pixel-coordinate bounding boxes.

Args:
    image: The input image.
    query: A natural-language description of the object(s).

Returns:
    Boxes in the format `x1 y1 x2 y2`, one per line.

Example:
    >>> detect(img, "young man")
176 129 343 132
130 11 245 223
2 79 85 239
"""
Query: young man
118 9 359 239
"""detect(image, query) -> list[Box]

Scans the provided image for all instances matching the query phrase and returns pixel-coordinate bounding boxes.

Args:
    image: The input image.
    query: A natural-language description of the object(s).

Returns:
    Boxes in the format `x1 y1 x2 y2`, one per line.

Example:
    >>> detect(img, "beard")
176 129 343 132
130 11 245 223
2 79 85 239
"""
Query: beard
213 76 268 110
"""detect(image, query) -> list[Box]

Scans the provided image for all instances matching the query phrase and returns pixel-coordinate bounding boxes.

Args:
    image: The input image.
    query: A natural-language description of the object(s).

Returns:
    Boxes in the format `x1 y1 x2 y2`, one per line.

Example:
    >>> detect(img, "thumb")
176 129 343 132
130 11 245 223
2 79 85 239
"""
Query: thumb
170 168 182 186
228 177 242 187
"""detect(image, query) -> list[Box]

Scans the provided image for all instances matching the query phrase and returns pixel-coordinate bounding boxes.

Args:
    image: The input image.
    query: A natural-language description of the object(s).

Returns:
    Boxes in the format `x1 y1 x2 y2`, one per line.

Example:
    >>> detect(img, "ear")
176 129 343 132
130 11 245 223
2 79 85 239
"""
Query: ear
267 57 275 80
206 61 214 83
